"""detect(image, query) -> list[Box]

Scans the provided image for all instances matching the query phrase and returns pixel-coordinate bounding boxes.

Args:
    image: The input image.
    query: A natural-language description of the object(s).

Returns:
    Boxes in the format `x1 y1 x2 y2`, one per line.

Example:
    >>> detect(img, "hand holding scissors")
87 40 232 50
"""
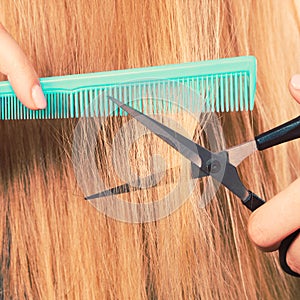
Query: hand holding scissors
95 95 300 277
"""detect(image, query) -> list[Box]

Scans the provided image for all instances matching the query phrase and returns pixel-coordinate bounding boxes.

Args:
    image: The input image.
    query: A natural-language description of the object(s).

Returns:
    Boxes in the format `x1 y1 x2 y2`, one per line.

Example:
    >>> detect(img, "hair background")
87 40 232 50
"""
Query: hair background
0 0 300 299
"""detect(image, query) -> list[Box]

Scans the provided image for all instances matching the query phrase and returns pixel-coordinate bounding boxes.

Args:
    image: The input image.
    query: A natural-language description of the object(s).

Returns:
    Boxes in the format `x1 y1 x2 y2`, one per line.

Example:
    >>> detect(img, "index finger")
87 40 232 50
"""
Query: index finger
0 23 46 109
289 74 300 104
248 177 300 251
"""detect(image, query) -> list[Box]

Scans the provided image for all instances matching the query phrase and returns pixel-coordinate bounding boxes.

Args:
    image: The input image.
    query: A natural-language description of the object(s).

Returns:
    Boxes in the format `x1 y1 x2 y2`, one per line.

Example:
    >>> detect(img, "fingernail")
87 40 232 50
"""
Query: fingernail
32 84 47 109
291 74 300 91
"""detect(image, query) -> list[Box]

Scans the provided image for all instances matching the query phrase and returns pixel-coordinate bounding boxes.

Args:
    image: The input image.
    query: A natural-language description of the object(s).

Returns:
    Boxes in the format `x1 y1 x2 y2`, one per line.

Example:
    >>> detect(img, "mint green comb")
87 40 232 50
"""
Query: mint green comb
0 56 256 120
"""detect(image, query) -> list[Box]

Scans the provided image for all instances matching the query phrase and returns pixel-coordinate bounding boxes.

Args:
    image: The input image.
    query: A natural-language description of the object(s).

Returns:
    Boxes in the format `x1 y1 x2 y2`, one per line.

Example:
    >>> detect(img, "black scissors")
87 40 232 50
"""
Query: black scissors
87 95 300 277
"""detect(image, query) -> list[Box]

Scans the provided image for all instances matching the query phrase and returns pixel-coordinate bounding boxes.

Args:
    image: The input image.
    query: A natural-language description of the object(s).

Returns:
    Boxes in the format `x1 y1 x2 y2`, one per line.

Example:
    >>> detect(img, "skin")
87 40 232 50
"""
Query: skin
0 22 299 275
248 79 300 275
0 23 45 109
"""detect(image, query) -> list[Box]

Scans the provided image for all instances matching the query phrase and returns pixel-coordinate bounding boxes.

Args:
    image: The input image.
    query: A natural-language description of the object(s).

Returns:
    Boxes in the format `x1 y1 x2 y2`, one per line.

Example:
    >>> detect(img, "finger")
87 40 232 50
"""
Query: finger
286 232 300 274
289 74 300 104
248 177 300 251
0 23 46 109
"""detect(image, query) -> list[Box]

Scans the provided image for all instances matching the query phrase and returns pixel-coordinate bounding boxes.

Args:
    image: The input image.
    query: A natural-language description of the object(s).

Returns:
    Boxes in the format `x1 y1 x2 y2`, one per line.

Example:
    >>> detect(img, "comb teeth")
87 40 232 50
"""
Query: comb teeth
0 56 256 120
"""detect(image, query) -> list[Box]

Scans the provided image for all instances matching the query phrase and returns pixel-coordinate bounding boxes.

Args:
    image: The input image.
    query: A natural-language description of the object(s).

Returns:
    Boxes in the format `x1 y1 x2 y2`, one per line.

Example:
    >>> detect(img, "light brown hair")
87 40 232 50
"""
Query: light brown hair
0 0 299 299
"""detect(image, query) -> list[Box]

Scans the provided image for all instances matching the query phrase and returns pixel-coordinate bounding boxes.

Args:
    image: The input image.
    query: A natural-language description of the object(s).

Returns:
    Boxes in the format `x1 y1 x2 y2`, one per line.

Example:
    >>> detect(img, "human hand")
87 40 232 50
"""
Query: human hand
0 23 46 109
248 74 300 275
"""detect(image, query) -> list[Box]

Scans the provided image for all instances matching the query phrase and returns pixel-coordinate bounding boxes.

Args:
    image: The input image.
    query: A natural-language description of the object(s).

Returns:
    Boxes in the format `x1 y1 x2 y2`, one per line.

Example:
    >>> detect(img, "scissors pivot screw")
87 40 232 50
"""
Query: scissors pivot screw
205 159 221 174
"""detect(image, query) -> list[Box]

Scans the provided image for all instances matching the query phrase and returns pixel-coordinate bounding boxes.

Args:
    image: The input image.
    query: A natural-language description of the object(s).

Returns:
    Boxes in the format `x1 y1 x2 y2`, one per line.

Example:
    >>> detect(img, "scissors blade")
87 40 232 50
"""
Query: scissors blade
225 140 257 167
85 183 134 200
107 96 264 210
108 96 211 169
85 170 167 200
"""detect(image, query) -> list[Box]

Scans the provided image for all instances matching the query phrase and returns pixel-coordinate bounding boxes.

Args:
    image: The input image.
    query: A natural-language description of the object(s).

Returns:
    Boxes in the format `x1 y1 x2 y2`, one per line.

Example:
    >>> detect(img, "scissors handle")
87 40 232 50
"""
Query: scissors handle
279 229 300 277
248 198 300 277
255 115 300 150
254 115 300 276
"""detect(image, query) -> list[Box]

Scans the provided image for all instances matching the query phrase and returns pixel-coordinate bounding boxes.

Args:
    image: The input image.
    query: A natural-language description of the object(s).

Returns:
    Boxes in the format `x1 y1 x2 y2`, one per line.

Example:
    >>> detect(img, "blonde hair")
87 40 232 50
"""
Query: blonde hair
0 0 299 299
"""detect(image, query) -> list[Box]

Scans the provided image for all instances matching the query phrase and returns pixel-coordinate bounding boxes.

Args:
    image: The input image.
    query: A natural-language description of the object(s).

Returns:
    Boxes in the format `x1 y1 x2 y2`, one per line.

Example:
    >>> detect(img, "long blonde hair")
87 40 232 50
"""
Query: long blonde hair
0 0 299 299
